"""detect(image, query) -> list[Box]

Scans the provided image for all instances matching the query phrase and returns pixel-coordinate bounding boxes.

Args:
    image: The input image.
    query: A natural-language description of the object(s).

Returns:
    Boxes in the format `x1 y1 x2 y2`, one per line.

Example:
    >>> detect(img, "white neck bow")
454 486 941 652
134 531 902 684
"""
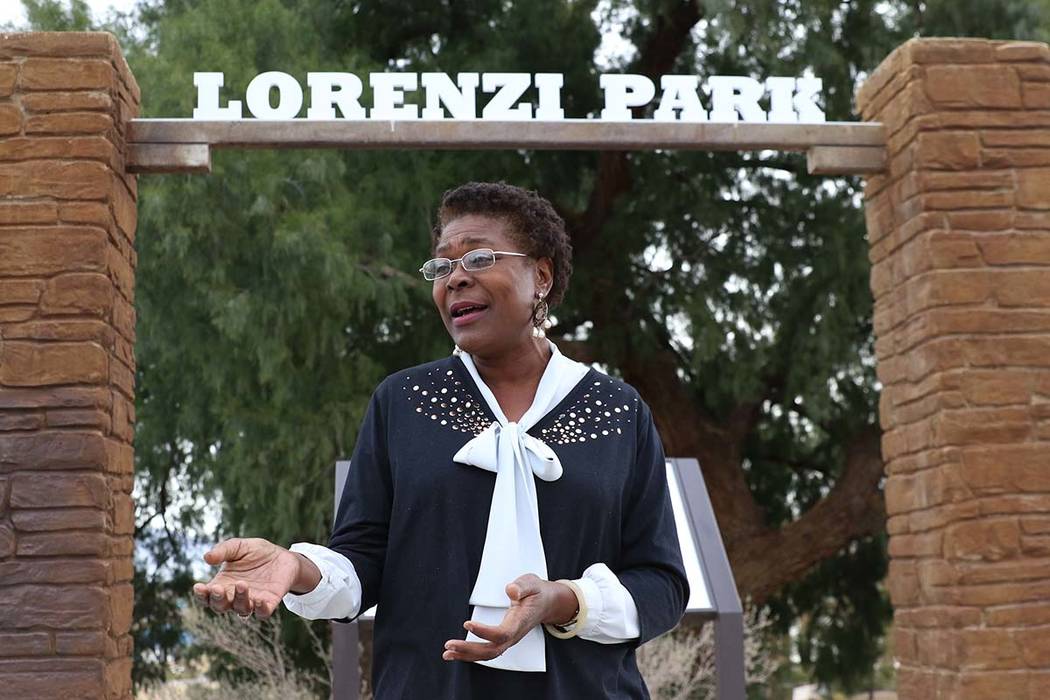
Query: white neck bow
454 341 589 672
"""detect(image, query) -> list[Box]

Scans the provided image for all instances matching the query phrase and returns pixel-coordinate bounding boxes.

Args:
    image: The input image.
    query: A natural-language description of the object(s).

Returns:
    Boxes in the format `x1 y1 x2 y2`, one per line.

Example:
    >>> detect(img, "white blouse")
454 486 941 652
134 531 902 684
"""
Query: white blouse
283 342 640 665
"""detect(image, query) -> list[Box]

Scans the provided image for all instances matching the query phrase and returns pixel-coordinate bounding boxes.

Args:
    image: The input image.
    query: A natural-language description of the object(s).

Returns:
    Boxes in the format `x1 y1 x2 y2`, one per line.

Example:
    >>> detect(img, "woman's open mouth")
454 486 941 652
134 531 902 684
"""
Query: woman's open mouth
450 303 489 327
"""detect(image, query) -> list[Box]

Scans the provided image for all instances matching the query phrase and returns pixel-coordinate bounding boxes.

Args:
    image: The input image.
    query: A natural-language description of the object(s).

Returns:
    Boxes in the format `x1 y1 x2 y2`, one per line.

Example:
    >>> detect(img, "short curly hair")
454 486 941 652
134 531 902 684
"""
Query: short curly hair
431 182 573 307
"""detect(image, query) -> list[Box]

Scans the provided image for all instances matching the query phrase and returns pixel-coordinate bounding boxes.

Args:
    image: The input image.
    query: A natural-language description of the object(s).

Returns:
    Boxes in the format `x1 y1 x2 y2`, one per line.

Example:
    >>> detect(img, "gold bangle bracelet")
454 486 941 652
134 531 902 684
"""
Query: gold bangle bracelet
544 579 589 639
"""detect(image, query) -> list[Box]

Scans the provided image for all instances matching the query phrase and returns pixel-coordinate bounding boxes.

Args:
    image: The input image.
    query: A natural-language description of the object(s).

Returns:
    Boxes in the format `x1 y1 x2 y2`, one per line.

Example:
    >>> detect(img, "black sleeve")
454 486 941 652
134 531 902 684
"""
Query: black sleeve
616 398 689 644
328 383 393 621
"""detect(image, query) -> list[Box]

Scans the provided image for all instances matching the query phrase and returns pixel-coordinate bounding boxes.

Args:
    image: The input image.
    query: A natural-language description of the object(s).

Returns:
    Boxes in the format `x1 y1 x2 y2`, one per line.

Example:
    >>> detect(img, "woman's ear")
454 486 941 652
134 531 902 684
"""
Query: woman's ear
535 257 554 297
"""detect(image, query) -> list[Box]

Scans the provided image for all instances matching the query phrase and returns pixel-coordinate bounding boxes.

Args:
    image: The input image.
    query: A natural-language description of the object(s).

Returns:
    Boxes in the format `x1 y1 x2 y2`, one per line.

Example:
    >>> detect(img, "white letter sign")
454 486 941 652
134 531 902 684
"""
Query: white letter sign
193 72 242 120
793 77 826 123
306 72 366 120
534 73 565 121
599 74 656 121
765 76 798 123
707 76 767 123
481 73 532 120
421 72 480 120
246 71 303 119
370 73 418 120
192 71 826 123
653 75 707 122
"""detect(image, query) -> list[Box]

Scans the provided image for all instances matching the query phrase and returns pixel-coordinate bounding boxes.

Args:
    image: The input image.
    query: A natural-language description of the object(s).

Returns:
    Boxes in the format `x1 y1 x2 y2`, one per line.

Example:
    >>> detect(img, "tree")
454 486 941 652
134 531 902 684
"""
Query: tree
18 0 93 30
18 0 1048 692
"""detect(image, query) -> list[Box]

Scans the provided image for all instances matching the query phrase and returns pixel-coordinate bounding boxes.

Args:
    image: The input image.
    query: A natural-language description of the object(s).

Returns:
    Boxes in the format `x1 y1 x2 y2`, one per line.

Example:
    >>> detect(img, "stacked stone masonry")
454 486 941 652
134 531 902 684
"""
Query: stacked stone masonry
0 33 139 700
857 38 1050 699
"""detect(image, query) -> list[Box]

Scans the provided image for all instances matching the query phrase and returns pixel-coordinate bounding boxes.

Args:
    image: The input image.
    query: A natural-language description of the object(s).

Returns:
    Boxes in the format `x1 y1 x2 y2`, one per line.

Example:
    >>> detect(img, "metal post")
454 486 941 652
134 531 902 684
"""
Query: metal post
331 460 360 700
331 622 360 700
670 458 747 700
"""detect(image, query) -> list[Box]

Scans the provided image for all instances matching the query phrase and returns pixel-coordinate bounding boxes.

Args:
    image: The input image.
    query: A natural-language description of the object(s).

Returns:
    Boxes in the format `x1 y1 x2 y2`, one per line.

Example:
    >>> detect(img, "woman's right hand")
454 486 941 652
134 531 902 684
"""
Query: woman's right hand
191 537 319 619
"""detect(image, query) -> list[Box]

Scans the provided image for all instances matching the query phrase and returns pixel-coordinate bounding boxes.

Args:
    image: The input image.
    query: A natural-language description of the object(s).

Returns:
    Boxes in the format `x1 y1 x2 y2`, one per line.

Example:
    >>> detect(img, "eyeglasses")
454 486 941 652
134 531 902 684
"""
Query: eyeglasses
419 248 529 281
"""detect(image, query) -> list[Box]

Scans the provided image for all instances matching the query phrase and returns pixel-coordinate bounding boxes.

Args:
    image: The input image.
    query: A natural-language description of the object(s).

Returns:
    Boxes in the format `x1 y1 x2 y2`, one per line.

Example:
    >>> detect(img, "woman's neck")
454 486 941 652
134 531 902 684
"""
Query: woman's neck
469 338 552 422
471 336 552 388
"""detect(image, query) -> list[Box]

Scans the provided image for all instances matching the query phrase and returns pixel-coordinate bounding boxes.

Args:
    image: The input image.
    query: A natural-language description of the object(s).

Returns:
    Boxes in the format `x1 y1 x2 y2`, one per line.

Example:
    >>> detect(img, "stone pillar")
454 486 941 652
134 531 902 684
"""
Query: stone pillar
0 33 139 699
857 38 1050 698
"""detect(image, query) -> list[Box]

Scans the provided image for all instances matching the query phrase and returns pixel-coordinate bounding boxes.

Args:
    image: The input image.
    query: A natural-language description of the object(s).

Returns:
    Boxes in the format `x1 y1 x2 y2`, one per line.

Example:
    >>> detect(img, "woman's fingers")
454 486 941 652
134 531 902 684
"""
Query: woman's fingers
506 573 542 601
192 578 279 619
444 587 552 662
443 618 520 661
463 620 510 645
191 578 231 608
191 586 215 610
442 639 503 662
203 538 245 566
252 595 278 619
211 584 233 612
195 538 266 615
231 581 253 616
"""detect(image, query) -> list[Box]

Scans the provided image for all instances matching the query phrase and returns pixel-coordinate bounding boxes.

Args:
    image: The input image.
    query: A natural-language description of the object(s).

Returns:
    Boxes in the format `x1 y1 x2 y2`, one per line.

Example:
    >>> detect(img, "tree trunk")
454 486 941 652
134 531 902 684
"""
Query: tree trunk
559 0 887 604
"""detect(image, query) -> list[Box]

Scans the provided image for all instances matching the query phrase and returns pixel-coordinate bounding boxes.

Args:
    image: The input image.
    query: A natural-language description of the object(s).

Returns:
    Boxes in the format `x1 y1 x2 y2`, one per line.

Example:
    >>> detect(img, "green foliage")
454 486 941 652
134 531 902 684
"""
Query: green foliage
20 0 93 31
19 0 1049 693
916 0 1048 40
123 0 459 684
769 535 892 694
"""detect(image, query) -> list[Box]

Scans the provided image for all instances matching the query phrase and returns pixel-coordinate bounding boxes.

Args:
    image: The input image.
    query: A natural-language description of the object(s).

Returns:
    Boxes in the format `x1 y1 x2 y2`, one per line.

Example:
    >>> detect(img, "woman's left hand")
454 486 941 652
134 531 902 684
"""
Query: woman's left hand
442 573 577 662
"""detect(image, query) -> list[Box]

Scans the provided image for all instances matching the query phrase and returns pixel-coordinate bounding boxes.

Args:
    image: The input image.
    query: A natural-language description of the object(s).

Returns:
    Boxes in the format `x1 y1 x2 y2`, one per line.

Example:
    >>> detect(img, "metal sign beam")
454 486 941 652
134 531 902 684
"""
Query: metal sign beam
126 119 885 175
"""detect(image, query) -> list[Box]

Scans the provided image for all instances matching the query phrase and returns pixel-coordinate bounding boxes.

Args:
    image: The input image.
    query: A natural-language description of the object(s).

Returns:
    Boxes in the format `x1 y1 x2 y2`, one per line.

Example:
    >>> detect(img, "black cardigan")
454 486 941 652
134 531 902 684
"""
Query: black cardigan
329 355 688 699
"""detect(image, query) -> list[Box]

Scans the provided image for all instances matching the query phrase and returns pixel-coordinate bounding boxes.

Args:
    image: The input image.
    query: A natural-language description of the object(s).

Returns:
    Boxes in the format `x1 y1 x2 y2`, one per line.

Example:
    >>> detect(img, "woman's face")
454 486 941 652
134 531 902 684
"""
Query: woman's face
431 214 553 358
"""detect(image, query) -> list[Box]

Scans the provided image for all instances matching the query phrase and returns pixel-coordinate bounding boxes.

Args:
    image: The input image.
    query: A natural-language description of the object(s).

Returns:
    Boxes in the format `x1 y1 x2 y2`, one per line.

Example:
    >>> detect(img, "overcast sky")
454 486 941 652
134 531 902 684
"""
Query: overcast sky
0 0 634 68
0 0 140 28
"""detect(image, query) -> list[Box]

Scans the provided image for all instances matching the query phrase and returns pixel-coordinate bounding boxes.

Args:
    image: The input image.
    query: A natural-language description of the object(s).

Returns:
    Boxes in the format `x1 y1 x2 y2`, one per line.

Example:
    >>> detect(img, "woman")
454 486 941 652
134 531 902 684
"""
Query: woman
193 182 688 698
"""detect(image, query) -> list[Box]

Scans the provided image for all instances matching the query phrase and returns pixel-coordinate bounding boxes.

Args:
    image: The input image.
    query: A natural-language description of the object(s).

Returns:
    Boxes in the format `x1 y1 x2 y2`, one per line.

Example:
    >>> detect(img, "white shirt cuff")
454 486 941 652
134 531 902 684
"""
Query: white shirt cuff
571 562 641 643
281 543 362 621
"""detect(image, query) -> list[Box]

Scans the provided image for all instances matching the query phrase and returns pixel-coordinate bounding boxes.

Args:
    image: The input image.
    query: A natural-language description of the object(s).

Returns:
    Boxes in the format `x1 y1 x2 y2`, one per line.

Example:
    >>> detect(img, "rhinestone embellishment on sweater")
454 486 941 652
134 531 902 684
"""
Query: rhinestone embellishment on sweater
540 379 638 446
403 368 490 437
403 369 637 445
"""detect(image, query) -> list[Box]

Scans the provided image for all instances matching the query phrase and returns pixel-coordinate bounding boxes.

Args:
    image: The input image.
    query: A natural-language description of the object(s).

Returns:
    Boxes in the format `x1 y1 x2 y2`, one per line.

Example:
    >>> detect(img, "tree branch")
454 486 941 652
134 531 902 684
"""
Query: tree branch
730 425 886 602
571 0 704 255
788 398 833 436
559 0 887 606
618 335 770 541
751 450 832 478
357 262 427 290
554 338 599 365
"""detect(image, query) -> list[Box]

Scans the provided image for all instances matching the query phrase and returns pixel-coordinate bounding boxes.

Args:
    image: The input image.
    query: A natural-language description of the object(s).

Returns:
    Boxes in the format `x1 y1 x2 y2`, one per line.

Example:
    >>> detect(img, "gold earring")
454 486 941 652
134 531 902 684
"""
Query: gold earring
532 293 549 338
